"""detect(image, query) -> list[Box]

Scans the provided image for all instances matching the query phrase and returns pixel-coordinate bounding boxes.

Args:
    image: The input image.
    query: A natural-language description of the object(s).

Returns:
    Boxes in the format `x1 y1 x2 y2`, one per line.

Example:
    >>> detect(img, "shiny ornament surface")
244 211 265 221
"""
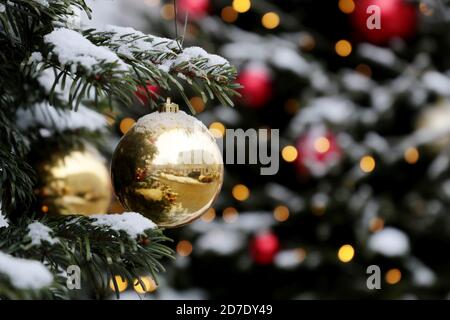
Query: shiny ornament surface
178 0 210 20
351 0 417 45
37 148 111 216
237 66 273 108
111 100 223 228
250 232 280 265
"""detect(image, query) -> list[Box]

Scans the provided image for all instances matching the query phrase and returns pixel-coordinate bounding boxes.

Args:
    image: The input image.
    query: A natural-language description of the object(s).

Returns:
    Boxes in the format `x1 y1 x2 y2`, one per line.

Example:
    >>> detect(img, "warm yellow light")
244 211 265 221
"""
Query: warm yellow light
385 268 402 285
314 137 331 153
338 0 355 14
221 6 238 23
41 205 49 213
356 64 372 78
201 207 216 222
274 205 290 222
360 156 376 173
223 207 239 223
232 184 250 201
369 217 384 233
338 244 355 263
190 96 205 113
262 12 280 29
335 40 352 57
176 240 193 257
404 147 419 164
281 145 298 163
209 122 226 138
133 276 158 294
119 117 136 135
110 275 128 292
232 0 251 13
161 4 175 20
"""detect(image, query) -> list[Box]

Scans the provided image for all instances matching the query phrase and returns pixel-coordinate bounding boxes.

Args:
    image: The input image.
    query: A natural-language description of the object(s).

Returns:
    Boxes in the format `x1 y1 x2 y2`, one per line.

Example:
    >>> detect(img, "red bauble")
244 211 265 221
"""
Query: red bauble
351 0 418 45
178 0 210 20
135 84 159 105
237 67 273 108
296 128 342 177
250 232 280 265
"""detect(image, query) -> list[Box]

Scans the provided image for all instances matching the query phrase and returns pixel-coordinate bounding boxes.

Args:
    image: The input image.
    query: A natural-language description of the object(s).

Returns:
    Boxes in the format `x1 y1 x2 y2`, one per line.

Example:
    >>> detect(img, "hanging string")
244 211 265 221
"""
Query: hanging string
173 0 183 51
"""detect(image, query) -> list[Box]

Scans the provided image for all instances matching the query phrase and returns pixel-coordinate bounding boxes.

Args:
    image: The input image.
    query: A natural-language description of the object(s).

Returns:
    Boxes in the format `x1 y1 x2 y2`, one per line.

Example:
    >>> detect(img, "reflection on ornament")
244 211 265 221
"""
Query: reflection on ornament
37 148 111 216
111 99 224 228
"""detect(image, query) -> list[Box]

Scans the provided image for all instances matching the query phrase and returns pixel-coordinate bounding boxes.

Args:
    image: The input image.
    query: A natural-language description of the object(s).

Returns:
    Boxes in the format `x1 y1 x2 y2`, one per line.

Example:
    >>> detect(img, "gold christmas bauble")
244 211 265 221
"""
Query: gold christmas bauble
37 147 112 216
111 99 224 228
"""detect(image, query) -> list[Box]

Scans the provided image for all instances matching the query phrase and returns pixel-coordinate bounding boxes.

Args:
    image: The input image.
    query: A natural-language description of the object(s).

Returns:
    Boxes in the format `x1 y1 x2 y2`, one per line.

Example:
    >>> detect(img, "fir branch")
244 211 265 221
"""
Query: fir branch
0 214 174 299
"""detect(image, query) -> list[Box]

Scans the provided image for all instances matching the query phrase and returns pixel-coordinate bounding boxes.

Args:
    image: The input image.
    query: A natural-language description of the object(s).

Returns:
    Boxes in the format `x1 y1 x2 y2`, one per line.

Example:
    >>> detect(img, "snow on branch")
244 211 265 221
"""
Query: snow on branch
27 221 59 246
43 28 128 75
0 251 53 290
0 213 8 229
91 212 157 239
86 25 235 82
16 102 107 132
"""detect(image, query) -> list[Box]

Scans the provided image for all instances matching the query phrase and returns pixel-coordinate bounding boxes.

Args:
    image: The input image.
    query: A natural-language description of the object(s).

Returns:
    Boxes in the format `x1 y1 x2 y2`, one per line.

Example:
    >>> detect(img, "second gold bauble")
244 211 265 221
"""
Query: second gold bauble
37 147 112 216
111 100 224 228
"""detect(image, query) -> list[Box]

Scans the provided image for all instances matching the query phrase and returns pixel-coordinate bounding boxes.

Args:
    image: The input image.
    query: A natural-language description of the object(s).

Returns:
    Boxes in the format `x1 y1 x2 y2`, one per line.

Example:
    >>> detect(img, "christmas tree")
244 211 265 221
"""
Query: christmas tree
99 0 450 299
0 0 237 299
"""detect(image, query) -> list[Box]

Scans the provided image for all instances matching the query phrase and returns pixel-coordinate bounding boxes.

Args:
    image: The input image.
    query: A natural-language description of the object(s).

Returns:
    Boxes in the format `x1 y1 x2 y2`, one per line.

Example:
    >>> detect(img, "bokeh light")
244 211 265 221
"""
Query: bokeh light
314 137 331 153
177 240 193 257
385 268 402 285
190 96 205 113
232 0 251 13
109 275 128 292
335 40 352 57
201 207 216 222
338 0 355 14
209 121 226 138
273 205 290 222
232 184 250 201
223 207 239 223
404 147 419 164
119 118 136 135
262 12 280 29
338 244 355 263
281 145 298 162
221 6 238 23
134 276 157 294
161 3 175 20
360 156 376 173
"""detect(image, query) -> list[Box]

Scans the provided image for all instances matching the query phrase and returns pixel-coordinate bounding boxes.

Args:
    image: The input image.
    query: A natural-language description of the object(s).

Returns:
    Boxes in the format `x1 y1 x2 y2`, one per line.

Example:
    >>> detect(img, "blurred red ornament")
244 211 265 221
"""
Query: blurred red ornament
178 0 210 20
237 67 273 108
135 84 159 105
351 0 417 45
296 128 342 177
250 232 280 265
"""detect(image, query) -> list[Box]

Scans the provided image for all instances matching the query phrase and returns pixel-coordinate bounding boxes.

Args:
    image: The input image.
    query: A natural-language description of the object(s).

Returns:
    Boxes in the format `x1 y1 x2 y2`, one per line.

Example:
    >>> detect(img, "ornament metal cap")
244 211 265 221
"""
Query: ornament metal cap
159 97 179 113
